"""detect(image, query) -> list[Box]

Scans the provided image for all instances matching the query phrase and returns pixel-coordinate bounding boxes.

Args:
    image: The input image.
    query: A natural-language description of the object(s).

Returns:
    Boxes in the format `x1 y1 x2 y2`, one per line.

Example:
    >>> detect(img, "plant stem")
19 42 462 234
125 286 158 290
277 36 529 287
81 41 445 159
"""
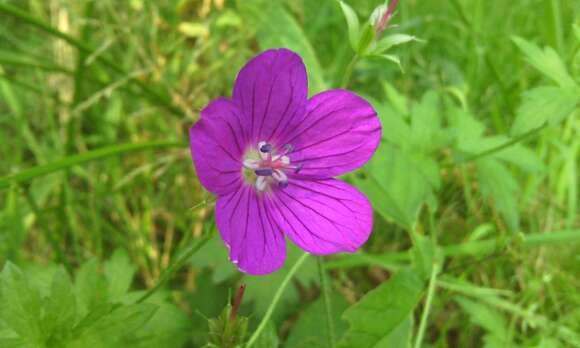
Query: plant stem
246 253 310 348
413 263 439 348
137 232 213 303
318 257 337 348
456 125 546 164
0 140 186 189
340 55 359 88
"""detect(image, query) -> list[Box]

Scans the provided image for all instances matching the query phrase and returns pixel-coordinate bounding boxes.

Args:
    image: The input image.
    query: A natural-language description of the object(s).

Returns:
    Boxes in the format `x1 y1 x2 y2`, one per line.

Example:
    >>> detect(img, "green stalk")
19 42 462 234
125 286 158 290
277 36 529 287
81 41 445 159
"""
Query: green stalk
136 232 214 303
340 55 359 89
456 125 546 164
413 263 439 348
0 141 186 189
318 257 337 348
246 253 310 347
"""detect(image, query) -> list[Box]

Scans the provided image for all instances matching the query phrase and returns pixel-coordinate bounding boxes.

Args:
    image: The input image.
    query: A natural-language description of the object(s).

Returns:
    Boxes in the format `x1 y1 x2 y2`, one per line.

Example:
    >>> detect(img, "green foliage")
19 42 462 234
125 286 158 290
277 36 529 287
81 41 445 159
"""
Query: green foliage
338 269 424 348
1 0 579 347
0 255 189 348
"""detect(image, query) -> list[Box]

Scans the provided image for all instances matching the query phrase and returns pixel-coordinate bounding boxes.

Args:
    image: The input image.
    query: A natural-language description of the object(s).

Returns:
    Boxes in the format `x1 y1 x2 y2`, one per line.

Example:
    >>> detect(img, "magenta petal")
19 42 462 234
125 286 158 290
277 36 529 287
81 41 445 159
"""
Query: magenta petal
189 98 246 195
268 179 373 255
233 48 308 145
215 186 286 275
281 89 381 178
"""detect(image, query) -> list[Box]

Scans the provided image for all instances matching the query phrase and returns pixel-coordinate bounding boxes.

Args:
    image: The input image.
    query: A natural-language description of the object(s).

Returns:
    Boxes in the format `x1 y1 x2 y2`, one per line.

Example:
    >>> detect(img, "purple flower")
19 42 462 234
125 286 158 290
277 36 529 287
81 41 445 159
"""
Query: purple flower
189 48 381 275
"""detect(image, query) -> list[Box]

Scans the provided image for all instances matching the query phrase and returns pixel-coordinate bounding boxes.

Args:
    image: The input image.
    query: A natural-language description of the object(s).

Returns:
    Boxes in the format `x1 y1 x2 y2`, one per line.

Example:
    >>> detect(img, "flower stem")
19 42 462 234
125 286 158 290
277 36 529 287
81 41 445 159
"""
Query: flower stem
413 263 439 348
340 55 359 89
318 257 337 348
136 232 213 303
246 253 310 348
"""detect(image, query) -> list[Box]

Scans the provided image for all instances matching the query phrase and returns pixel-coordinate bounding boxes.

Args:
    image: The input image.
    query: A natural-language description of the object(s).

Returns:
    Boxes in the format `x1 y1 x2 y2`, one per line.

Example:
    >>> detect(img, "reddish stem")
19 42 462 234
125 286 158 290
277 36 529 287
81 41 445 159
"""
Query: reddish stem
376 0 400 35
229 283 246 322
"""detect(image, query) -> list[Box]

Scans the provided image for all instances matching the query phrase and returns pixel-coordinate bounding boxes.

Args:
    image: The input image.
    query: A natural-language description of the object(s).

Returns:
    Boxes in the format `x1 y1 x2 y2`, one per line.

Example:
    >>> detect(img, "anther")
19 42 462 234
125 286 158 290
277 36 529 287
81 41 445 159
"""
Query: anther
255 168 274 176
278 181 289 188
283 144 294 154
260 143 273 153
294 164 303 174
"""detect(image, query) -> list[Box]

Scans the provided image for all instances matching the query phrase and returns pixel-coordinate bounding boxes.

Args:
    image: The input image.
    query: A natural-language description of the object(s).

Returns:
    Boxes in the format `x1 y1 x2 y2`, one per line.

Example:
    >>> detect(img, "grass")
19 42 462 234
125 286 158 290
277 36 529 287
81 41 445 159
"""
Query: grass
0 0 579 347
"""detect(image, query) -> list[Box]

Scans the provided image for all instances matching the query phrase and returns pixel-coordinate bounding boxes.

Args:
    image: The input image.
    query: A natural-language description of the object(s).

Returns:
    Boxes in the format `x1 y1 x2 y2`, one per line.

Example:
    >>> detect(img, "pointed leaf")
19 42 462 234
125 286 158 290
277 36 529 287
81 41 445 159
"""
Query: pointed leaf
338 269 424 348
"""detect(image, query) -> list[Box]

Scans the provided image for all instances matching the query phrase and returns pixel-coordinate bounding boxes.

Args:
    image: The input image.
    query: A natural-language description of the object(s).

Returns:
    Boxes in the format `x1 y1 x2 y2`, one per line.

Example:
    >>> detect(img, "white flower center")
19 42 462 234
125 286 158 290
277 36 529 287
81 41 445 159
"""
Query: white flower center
242 141 302 191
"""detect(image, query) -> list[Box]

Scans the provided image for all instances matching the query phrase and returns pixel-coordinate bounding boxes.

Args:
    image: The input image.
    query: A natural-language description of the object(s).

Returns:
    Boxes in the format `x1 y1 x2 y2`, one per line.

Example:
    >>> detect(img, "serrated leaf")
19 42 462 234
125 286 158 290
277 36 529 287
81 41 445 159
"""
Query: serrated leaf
338 269 423 348
104 249 136 302
286 293 349 348
0 263 43 345
43 267 76 339
72 303 157 347
511 86 579 136
337 0 360 52
476 158 520 231
75 259 107 316
512 36 576 88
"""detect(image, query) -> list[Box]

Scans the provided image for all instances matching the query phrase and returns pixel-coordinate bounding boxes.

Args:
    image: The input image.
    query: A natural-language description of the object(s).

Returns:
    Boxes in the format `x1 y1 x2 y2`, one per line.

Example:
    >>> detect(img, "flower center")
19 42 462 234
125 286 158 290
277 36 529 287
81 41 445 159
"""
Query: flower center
242 141 302 191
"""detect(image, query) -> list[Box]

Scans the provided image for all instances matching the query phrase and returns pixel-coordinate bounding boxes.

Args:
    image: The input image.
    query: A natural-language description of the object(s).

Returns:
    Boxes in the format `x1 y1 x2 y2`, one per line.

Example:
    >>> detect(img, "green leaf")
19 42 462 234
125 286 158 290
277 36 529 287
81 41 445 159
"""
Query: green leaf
574 24 580 42
72 303 158 347
0 263 43 345
375 316 413 348
337 0 360 52
286 293 349 348
372 34 419 54
75 259 107 316
476 158 520 231
43 268 76 340
511 86 579 136
355 143 436 228
338 269 424 348
369 54 403 72
512 36 576 88
104 249 136 302
357 22 375 55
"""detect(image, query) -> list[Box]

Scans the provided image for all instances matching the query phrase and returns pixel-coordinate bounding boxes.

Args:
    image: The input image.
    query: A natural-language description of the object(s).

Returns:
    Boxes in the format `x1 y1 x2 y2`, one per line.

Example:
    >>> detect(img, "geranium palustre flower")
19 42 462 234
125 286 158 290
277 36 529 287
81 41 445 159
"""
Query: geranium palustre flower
190 48 381 275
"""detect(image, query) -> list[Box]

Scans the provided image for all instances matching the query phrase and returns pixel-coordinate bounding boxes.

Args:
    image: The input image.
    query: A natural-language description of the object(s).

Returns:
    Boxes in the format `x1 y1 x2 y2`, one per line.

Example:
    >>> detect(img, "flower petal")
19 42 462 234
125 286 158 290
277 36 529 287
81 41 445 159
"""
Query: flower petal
215 185 287 275
268 179 373 255
233 48 308 145
281 89 381 178
189 98 246 195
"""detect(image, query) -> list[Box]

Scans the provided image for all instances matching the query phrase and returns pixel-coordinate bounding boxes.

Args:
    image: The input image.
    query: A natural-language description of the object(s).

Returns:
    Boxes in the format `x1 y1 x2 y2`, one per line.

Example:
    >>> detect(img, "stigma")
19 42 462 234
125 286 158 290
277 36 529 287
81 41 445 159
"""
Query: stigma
243 141 302 191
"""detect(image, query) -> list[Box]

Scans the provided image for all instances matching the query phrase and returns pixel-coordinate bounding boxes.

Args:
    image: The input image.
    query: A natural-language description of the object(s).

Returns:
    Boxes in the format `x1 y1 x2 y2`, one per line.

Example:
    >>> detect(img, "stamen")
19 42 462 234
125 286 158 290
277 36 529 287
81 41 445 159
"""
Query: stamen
255 168 274 176
243 159 260 170
256 176 267 191
243 142 304 191
260 143 273 153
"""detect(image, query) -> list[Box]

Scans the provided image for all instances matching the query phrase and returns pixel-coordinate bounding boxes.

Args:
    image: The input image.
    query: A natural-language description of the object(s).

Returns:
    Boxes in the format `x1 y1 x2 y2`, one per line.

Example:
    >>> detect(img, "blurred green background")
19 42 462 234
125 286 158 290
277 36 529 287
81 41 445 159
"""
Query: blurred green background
0 0 579 347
